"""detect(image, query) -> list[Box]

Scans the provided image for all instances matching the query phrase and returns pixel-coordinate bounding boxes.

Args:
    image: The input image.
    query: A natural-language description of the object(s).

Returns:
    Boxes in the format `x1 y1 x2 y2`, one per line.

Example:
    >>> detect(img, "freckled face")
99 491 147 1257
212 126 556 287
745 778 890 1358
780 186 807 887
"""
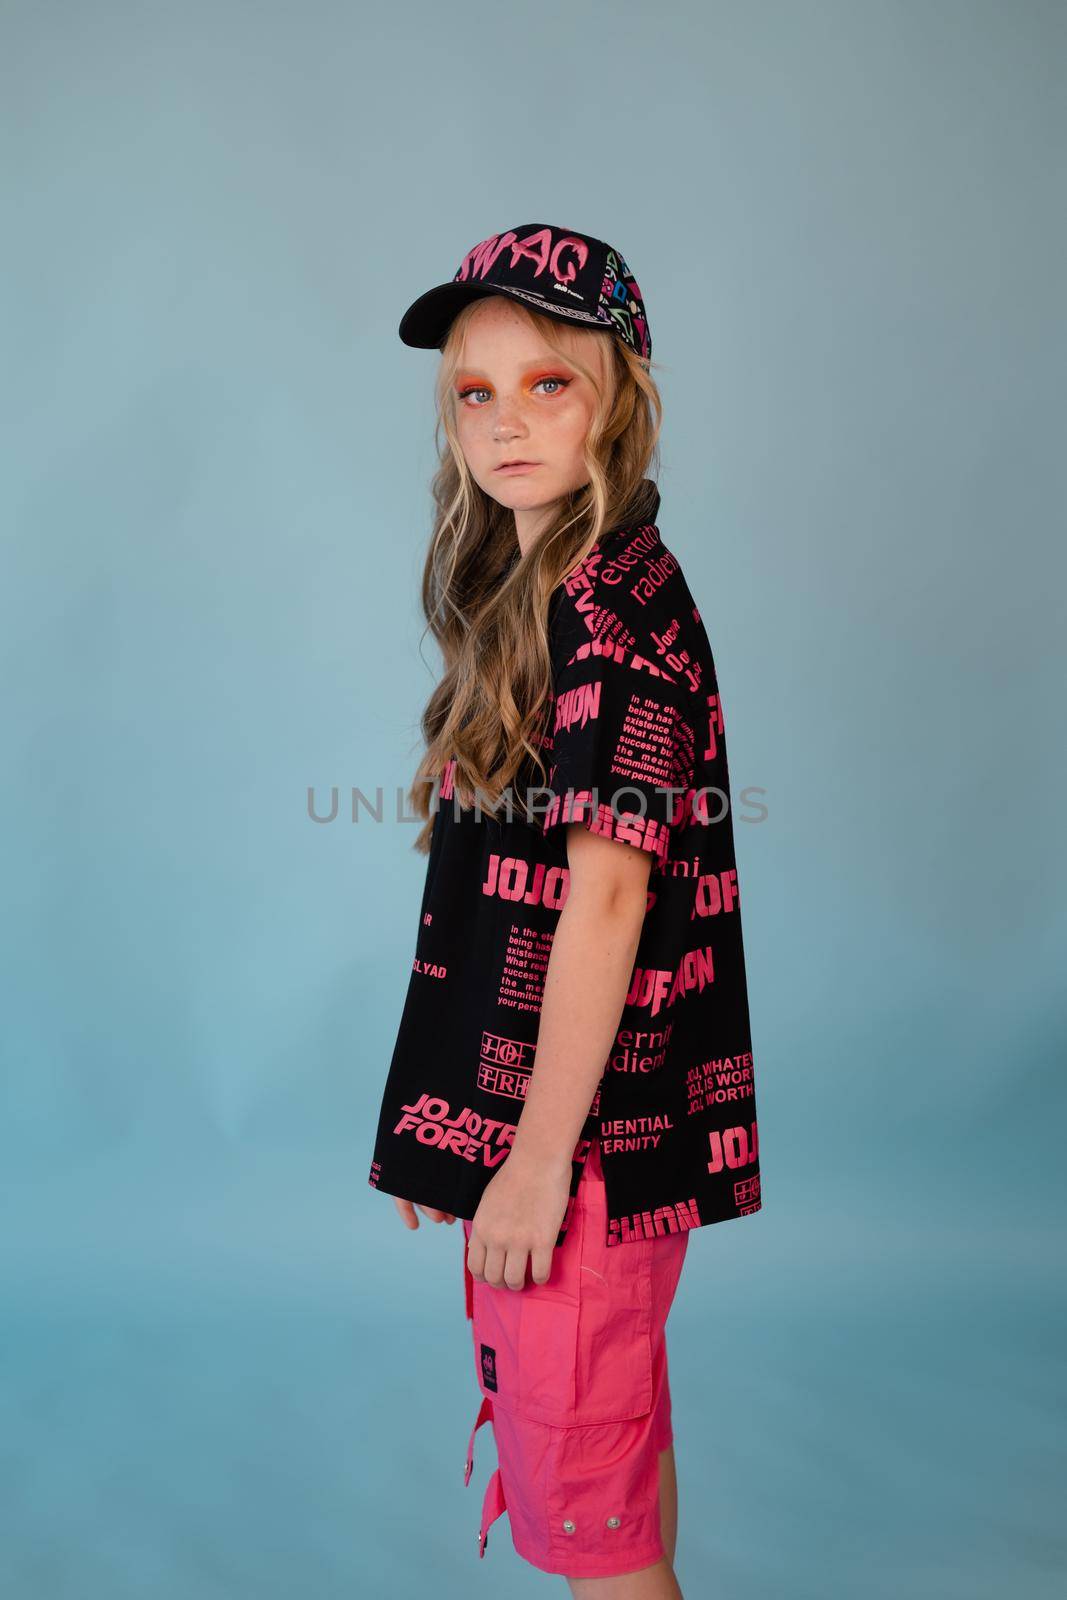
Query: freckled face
451 297 606 525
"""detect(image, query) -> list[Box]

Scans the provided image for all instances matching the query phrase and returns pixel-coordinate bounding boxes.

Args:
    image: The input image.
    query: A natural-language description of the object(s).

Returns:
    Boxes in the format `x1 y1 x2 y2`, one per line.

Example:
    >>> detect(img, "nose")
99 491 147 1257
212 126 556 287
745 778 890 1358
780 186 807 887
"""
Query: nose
491 394 527 439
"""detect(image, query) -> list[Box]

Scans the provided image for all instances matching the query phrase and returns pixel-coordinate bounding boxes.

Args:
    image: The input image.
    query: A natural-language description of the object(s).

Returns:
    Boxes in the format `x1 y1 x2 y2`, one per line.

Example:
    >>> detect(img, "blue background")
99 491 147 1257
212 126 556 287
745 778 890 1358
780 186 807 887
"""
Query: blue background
3 1 1064 1595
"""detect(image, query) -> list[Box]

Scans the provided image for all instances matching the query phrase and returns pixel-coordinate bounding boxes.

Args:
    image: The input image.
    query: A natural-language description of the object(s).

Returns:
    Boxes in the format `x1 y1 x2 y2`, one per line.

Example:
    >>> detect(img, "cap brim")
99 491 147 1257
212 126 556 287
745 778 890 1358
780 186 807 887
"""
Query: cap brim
398 281 611 350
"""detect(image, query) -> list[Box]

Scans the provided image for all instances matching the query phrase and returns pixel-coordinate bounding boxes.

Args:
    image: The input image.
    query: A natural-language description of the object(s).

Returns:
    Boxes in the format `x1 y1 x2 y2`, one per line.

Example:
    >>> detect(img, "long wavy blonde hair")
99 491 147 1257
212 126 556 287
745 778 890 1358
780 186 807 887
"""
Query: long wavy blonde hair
406 299 663 853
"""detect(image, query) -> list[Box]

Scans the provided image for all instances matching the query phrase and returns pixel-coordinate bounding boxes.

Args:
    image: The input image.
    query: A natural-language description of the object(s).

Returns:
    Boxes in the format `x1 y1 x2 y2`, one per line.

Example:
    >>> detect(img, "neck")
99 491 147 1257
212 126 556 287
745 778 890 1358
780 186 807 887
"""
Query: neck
512 503 558 559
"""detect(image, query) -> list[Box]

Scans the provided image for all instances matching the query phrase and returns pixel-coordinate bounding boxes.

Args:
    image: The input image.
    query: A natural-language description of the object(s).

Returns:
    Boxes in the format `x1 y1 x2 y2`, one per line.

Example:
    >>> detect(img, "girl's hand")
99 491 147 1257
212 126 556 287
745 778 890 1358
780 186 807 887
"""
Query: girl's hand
466 1147 572 1291
392 1196 456 1229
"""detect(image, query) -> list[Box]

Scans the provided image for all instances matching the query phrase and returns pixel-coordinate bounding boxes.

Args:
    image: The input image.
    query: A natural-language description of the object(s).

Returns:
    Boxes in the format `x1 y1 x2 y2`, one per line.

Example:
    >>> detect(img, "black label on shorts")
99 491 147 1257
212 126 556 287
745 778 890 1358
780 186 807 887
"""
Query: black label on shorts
480 1343 498 1392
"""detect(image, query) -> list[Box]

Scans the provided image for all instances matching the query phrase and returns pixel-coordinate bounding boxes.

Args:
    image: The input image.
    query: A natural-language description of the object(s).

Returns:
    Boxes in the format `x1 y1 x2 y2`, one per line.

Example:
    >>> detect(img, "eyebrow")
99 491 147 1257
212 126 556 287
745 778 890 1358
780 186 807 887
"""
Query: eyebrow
454 361 575 381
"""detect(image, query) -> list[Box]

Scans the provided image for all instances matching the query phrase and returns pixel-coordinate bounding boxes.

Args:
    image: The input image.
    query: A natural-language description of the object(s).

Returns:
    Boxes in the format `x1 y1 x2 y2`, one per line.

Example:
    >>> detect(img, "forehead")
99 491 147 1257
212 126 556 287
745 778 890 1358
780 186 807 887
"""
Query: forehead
455 296 604 373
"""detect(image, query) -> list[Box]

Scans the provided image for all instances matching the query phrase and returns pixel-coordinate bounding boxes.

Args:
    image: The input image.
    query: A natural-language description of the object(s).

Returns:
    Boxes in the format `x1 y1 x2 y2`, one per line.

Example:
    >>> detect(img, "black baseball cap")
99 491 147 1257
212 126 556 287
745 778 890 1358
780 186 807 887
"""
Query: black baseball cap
398 223 652 367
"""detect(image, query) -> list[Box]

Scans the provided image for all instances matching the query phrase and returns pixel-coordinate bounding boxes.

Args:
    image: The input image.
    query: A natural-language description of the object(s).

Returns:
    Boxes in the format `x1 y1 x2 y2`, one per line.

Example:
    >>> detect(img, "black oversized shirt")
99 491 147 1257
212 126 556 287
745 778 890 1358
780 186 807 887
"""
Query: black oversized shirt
367 492 762 1247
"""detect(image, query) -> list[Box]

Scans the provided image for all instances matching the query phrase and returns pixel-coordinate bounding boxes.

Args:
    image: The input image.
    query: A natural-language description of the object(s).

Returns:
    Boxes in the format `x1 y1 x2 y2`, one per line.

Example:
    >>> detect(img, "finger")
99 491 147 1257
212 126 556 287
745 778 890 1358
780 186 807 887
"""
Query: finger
482 1243 507 1289
394 1198 419 1230
529 1242 554 1285
467 1234 488 1282
417 1204 453 1223
503 1246 530 1292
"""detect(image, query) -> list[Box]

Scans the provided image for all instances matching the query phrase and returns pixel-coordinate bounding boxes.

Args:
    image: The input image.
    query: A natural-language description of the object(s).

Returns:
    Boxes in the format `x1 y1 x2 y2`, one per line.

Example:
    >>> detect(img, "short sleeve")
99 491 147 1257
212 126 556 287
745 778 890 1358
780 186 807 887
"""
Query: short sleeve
537 636 696 862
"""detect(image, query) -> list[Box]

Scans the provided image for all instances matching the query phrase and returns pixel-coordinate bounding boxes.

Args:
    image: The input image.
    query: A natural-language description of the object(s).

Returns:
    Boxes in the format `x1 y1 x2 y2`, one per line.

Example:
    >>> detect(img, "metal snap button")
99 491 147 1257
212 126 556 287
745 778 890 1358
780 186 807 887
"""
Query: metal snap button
605 1515 621 1528
562 1518 576 1533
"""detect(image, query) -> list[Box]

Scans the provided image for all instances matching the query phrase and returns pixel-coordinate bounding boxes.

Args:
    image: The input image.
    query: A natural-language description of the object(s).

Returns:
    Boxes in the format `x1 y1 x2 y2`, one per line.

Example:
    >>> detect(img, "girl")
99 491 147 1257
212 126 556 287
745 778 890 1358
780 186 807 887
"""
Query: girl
368 224 762 1598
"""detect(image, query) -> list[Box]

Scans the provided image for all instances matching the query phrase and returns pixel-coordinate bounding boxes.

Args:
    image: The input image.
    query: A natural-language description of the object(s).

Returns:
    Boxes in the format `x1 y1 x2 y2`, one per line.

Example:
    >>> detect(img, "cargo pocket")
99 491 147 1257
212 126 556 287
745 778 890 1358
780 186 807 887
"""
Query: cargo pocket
466 1178 656 1429
570 1188 657 1426
512 1283 580 1425
468 1210 582 1428
471 1275 582 1424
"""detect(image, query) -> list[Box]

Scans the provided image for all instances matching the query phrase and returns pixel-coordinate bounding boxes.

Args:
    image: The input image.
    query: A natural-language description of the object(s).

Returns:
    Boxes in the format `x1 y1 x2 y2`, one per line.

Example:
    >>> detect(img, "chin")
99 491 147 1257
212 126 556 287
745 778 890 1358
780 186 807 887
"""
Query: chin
486 480 555 510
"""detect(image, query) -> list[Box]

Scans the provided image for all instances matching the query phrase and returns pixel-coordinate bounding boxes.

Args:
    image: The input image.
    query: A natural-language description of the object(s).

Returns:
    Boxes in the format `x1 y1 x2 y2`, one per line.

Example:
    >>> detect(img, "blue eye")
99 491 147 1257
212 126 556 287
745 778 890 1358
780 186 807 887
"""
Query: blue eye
456 376 572 406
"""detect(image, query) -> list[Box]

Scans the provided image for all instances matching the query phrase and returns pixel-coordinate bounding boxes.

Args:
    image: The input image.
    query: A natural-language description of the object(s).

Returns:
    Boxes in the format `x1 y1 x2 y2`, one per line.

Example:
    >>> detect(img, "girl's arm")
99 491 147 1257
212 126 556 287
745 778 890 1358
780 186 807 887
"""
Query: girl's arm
465 822 652 1291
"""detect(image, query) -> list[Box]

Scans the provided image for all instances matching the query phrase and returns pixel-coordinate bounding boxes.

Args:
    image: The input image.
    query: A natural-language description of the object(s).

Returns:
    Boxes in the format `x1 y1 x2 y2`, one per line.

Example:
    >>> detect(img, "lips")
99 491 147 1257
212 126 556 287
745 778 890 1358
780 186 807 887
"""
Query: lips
495 461 539 471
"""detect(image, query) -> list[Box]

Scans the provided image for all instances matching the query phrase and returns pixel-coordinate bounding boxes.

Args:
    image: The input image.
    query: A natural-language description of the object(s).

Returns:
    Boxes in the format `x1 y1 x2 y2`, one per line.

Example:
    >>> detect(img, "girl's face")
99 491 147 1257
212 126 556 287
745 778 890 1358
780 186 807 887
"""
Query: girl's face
451 297 608 546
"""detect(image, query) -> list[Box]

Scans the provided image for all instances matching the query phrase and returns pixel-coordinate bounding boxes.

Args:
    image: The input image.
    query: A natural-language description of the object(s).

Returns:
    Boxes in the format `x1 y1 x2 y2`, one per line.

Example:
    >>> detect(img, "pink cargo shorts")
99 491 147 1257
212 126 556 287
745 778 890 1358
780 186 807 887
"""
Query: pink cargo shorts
461 1137 690 1578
